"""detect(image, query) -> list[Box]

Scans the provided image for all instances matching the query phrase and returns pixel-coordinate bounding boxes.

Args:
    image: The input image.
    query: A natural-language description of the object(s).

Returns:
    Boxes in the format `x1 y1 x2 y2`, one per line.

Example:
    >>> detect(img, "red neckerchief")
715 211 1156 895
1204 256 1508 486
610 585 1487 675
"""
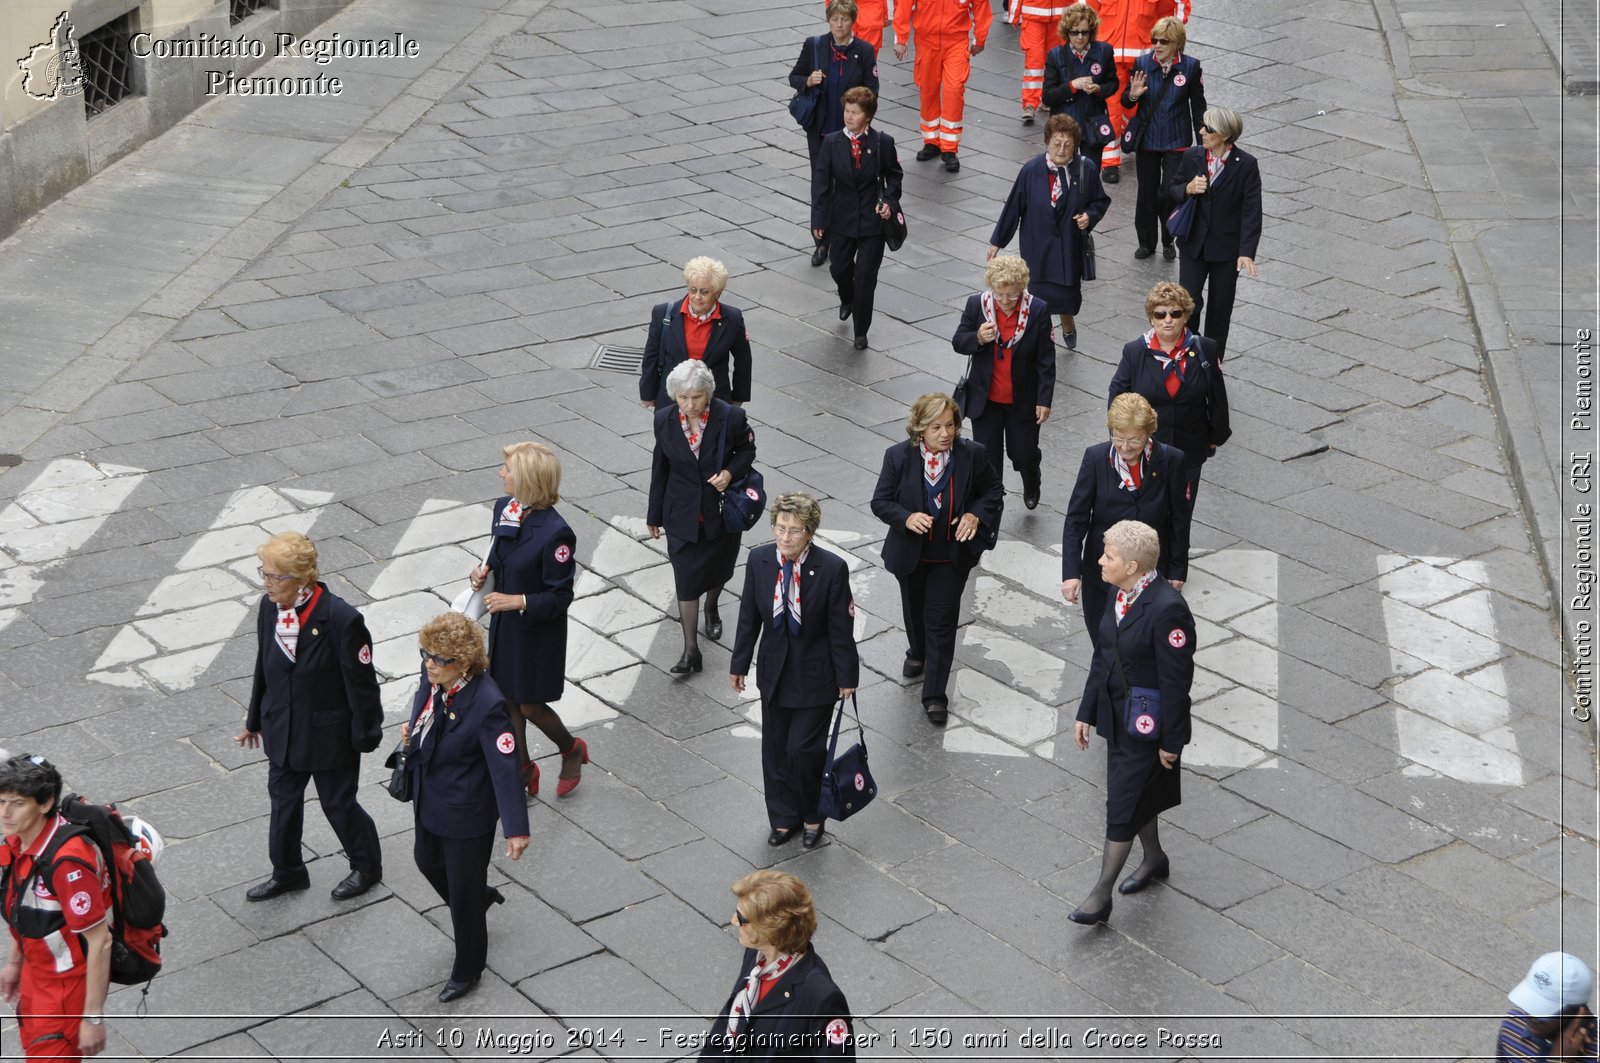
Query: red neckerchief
679 409 710 455
1206 147 1231 181
1110 440 1153 491
412 673 470 750
1115 570 1159 623
274 584 323 662
981 290 1031 349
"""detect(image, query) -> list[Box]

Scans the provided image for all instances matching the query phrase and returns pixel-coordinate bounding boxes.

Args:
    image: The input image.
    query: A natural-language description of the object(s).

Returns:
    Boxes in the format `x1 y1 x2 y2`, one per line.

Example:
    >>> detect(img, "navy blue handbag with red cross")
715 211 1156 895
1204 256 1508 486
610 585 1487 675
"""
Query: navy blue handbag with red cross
819 694 877 821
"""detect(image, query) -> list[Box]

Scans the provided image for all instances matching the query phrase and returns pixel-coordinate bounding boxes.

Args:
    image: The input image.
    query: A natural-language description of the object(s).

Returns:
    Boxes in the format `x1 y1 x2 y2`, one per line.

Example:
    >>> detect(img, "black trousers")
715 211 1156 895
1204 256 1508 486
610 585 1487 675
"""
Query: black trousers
829 232 886 338
970 400 1041 483
898 555 976 705
1079 575 1111 651
413 822 495 983
266 760 381 881
1133 149 1184 251
761 696 833 828
1179 253 1240 360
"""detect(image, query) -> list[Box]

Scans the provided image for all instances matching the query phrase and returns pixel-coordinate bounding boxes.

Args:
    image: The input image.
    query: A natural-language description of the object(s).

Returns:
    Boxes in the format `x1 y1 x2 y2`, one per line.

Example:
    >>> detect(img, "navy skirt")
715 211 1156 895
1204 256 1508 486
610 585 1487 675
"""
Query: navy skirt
667 529 741 600
1103 732 1181 841
1030 279 1082 316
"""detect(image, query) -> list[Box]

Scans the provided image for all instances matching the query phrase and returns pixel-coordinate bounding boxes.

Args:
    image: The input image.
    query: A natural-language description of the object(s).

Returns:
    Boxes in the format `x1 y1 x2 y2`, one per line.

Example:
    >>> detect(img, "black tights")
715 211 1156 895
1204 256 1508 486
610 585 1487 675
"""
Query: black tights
509 700 576 776
677 585 725 655
1079 817 1166 914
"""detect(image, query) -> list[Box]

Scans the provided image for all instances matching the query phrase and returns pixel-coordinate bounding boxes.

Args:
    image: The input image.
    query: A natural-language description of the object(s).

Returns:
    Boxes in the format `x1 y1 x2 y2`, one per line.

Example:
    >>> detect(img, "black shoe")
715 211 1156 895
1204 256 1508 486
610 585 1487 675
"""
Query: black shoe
704 610 722 640
942 152 960 173
1162 241 1176 260
1101 167 1120 184
801 825 826 850
810 244 828 267
853 336 868 350
1134 246 1155 260
923 699 948 726
437 978 478 1003
1063 330 1077 351
768 826 799 847
839 303 853 321
670 650 703 674
916 143 941 162
902 657 925 678
246 876 310 902
1118 855 1170 895
1023 485 1040 511
1068 898 1112 925
331 869 381 901
486 886 506 910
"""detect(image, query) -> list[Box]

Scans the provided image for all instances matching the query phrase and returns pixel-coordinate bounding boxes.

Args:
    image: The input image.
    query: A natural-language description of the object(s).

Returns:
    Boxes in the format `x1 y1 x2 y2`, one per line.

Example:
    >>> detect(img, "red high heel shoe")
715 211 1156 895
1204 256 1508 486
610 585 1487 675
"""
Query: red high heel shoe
523 761 540 798
556 737 589 799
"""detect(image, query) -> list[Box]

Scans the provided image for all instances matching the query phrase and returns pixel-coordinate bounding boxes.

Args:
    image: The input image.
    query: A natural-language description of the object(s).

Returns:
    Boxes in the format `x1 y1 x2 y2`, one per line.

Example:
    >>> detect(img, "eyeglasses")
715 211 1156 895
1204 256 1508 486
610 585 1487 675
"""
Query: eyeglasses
1111 435 1150 448
1067 28 1091 35
772 525 810 539
419 649 458 667
258 567 297 585
1150 36 1171 44
734 909 750 926
1150 309 1184 320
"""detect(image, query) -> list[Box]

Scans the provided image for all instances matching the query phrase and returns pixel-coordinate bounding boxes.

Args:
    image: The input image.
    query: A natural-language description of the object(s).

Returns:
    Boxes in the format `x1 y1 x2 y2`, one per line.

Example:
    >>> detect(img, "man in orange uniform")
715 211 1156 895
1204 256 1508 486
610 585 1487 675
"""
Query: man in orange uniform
825 0 888 52
894 0 992 172
1091 0 1188 182
1008 0 1069 123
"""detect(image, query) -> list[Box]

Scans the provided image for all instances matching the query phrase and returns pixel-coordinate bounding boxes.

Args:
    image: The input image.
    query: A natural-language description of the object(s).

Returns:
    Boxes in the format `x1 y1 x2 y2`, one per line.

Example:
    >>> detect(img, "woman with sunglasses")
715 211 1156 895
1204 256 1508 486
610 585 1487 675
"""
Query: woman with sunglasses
238 531 385 905
400 612 530 1003
1040 4 1118 172
468 441 588 798
1119 15 1205 260
1107 282 1229 507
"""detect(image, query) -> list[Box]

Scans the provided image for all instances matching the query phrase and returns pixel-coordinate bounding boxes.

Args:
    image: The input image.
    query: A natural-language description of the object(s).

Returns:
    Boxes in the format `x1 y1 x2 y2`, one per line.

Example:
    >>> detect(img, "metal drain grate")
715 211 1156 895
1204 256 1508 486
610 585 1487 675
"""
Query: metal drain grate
590 344 645 373
229 0 273 24
80 14 134 118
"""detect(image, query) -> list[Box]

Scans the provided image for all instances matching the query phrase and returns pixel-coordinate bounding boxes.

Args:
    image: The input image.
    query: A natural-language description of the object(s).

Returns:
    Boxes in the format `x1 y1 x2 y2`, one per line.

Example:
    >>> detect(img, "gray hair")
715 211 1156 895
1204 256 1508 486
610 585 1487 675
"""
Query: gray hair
1102 520 1160 574
1202 106 1243 144
666 359 716 400
770 492 822 534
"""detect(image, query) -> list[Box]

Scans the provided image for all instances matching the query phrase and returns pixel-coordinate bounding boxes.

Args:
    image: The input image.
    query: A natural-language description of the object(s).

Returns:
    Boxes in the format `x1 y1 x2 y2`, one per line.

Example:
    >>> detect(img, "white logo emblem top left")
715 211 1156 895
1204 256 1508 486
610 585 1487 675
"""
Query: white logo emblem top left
19 12 85 102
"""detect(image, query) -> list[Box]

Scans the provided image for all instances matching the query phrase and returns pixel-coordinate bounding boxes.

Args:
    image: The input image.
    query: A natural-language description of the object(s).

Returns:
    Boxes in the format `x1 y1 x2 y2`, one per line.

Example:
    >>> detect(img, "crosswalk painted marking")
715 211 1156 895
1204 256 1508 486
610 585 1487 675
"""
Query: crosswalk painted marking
1187 549 1280 771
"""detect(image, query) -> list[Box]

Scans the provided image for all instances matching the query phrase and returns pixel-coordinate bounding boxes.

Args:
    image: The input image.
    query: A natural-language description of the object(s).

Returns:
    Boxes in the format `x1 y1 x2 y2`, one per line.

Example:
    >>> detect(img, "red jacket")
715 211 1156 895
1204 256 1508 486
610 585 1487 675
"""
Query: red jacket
894 0 992 52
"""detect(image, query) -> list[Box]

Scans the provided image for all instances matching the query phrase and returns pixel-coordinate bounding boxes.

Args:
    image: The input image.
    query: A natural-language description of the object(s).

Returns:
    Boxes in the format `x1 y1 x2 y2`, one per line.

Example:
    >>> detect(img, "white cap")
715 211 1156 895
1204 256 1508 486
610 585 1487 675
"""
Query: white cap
1509 952 1594 1019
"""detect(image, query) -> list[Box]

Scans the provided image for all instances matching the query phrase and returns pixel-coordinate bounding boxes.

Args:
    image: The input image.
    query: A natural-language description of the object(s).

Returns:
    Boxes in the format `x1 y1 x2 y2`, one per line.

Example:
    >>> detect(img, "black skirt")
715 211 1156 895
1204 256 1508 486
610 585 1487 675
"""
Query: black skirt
1103 734 1181 841
667 528 741 600
1030 279 1082 316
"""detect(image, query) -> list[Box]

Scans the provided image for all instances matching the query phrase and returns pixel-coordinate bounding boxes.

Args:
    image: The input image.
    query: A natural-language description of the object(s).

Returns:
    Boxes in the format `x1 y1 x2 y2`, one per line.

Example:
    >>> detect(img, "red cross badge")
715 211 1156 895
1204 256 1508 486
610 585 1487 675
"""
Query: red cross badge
1173 73 1187 86
1091 62 1102 73
69 891 93 916
358 644 372 665
854 772 866 791
1134 713 1156 735
496 732 515 755
746 487 759 500
826 1019 848 1046
1168 628 1187 648
554 544 572 564
1100 124 1112 138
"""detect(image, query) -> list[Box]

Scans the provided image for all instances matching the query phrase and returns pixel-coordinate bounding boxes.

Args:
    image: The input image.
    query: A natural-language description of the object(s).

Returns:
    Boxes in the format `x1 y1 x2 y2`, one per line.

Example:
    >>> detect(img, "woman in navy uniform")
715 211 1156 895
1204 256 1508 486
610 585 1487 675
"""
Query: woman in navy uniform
730 494 860 851
640 257 753 410
1108 281 1229 507
1166 105 1262 360
1061 392 1190 648
812 86 902 351
468 442 587 798
1041 5 1118 170
703 870 855 1060
871 393 1004 726
987 114 1110 351
1119 16 1205 259
1069 519 1194 926
648 360 758 675
791 0 880 267
400 612 530 1003
950 255 1057 509
237 531 384 903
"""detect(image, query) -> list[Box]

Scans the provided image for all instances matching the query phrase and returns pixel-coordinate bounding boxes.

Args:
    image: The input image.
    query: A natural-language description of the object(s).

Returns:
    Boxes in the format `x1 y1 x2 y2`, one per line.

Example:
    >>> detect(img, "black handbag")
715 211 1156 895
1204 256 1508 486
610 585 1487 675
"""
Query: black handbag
383 740 411 802
788 38 825 129
1076 160 1097 281
818 694 877 822
1111 639 1162 742
876 132 907 252
952 352 973 416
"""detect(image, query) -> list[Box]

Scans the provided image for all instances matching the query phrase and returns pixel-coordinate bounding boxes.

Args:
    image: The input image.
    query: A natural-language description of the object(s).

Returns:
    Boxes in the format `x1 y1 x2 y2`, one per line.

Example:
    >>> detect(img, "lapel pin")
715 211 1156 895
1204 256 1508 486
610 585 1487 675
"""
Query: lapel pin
310 628 318 636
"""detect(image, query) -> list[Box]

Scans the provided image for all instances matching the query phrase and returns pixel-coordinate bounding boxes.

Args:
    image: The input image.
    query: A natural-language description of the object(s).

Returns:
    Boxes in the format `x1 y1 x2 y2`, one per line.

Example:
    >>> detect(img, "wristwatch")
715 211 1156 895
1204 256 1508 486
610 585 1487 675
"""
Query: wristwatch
83 1014 104 1026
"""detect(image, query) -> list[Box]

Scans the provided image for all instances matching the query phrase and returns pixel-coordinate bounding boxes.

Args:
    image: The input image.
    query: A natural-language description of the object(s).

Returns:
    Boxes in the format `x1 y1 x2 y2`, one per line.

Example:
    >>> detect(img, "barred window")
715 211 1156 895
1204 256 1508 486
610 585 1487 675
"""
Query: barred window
229 0 272 24
80 14 134 118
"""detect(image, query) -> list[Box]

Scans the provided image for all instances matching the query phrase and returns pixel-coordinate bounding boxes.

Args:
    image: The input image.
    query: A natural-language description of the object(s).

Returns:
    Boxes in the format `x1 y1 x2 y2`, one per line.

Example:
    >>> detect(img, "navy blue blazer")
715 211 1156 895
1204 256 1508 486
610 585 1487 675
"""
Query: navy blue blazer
648 400 757 542
950 292 1057 418
701 948 855 1060
1061 441 1191 583
640 300 753 406
789 35 879 137
486 500 575 705
406 671 530 840
1166 145 1262 262
1108 332 1230 470
989 154 1110 290
1077 576 1195 755
811 128 903 237
247 584 384 772
870 437 1004 576
1120 52 1205 152
731 543 860 706
1041 40 1118 149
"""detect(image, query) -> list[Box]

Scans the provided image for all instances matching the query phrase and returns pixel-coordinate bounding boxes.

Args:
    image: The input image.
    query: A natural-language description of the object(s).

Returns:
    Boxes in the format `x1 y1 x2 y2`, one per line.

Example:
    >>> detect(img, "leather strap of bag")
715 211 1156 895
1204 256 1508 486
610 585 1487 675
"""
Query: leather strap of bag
825 692 865 764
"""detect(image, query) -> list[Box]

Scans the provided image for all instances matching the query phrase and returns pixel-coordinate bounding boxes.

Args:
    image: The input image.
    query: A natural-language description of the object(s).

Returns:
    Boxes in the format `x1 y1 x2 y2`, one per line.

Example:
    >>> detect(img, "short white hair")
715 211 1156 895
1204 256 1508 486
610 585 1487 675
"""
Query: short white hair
666 359 716 400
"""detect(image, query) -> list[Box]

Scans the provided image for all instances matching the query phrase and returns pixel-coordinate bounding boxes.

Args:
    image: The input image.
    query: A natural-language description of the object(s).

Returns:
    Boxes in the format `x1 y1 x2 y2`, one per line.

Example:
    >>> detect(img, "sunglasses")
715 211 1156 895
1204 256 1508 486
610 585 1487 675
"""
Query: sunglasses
419 649 458 667
1150 309 1184 320
1150 36 1171 44
1068 28 1091 34
1200 123 1216 134
734 909 750 926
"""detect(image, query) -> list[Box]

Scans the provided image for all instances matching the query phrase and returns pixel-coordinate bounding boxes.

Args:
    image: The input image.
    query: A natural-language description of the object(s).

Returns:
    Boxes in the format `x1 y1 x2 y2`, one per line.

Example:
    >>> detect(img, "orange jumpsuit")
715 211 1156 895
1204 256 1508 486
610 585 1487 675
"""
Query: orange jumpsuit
1091 0 1188 169
1007 0 1069 111
826 0 889 53
894 0 993 154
